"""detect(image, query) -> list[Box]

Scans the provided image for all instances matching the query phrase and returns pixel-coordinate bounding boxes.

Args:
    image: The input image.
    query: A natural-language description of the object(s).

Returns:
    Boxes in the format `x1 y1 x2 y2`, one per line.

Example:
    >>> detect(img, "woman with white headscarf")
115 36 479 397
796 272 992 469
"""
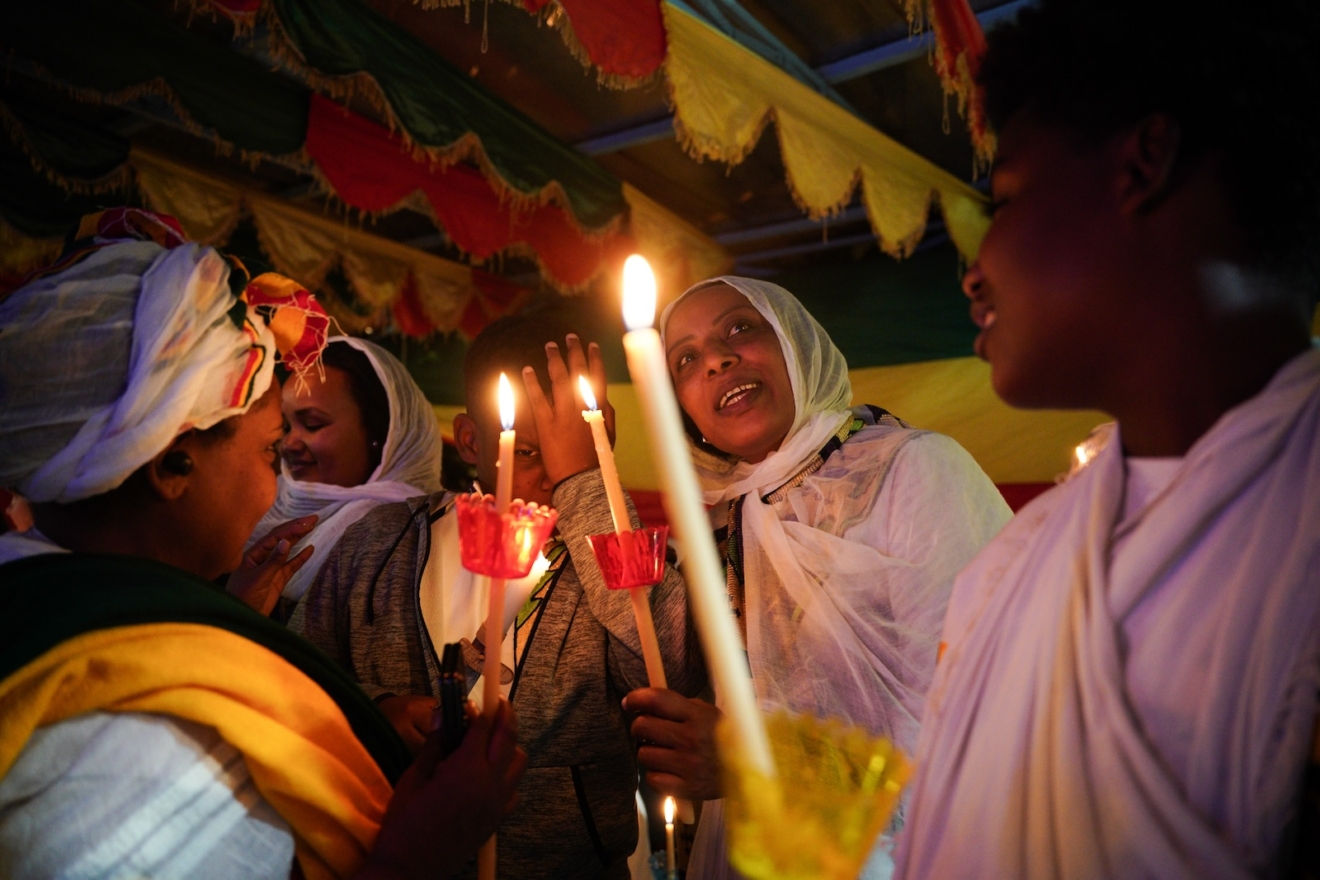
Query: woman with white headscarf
0 211 523 878
237 336 443 617
623 276 1012 879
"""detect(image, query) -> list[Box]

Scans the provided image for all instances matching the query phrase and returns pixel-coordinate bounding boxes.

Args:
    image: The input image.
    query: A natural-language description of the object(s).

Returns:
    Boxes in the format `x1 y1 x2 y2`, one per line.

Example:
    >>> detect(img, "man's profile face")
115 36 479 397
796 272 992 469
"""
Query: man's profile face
964 110 1132 410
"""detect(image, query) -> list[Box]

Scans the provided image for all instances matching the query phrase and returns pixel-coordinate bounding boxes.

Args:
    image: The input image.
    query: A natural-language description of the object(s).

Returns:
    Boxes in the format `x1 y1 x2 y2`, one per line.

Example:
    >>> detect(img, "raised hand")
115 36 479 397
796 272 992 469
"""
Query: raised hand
624 687 724 802
226 515 317 615
360 699 527 879
520 334 615 486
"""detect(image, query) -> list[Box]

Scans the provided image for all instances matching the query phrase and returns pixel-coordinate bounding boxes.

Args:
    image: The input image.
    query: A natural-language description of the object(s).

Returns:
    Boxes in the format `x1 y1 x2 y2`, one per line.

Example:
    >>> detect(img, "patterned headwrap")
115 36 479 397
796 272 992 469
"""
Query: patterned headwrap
0 209 329 503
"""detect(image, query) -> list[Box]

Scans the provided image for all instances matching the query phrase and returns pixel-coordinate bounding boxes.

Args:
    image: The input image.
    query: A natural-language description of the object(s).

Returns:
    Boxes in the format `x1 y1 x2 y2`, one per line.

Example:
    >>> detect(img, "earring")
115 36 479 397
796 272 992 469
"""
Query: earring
162 451 194 476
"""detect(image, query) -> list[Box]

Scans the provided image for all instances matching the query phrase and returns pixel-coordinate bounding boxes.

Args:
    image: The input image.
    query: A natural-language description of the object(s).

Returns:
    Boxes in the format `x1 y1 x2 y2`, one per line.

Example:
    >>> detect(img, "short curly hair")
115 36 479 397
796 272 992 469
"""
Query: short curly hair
980 0 1320 292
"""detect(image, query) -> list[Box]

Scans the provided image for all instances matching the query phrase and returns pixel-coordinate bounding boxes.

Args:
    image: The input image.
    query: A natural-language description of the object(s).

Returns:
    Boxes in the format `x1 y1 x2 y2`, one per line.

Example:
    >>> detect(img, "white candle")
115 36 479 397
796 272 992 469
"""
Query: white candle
482 373 517 719
664 796 677 878
579 376 631 535
619 255 776 780
579 375 669 690
479 374 517 880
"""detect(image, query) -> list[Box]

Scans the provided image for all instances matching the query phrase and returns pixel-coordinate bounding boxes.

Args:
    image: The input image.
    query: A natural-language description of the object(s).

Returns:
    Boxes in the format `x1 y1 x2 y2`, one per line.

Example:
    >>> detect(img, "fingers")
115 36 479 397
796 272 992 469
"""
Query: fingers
630 713 692 749
521 366 553 428
562 334 589 380
245 515 318 567
543 339 570 388
622 687 698 722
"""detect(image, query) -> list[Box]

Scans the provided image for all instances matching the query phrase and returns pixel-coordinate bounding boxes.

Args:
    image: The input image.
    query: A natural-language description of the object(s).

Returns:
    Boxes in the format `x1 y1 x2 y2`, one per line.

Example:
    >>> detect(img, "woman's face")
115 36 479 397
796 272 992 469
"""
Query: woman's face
281 365 375 487
665 284 795 463
187 386 285 578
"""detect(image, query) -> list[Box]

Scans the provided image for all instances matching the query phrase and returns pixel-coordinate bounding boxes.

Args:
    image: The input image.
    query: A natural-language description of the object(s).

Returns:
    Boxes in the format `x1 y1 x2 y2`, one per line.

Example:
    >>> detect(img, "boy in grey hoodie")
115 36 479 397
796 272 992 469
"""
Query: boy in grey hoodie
291 315 705 879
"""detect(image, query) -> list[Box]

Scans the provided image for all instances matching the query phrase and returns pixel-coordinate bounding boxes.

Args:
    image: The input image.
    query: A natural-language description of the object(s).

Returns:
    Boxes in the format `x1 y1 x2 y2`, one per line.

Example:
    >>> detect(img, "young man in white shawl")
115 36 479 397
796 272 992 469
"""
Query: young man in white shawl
893 2 1320 878
623 277 1011 878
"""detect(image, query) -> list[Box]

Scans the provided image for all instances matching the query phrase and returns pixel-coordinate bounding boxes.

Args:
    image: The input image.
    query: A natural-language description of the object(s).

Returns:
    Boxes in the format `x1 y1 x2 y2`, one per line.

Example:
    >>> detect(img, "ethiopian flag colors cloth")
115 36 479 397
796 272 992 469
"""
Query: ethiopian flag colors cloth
0 553 411 880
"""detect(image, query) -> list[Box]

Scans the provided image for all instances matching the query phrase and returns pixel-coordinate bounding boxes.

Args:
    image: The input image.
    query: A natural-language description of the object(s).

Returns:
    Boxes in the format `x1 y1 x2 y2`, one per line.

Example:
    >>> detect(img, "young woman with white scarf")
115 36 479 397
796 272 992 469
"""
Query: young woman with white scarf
234 337 443 618
622 276 1011 879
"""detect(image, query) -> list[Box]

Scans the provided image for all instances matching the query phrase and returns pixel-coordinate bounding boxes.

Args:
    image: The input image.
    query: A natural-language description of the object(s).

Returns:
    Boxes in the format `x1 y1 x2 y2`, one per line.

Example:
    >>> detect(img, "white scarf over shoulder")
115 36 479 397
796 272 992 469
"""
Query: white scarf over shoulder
661 276 990 742
897 346 1320 880
251 337 443 602
661 277 1009 880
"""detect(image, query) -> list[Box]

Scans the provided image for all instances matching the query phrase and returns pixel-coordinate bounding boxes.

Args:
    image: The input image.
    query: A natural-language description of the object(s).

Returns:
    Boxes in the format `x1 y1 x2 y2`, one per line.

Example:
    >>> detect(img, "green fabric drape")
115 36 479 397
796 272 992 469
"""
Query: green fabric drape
0 0 309 155
0 553 412 784
270 0 625 229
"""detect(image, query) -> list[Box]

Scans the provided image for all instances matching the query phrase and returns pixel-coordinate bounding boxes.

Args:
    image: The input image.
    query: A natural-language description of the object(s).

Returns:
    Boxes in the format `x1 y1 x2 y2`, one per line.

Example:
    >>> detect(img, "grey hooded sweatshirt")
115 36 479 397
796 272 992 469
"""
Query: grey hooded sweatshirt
290 468 706 879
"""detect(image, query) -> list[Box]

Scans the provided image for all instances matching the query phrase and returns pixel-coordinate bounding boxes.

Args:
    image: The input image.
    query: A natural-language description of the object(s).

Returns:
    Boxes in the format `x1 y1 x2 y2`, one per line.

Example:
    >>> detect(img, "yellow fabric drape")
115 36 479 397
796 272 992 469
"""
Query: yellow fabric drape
623 182 732 295
131 149 480 334
661 1 991 262
0 623 392 880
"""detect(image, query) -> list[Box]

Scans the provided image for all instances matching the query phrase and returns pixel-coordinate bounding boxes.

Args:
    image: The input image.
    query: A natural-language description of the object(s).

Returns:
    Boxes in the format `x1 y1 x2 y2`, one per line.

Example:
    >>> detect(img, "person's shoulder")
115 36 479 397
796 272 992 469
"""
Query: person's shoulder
838 423 976 479
339 490 449 549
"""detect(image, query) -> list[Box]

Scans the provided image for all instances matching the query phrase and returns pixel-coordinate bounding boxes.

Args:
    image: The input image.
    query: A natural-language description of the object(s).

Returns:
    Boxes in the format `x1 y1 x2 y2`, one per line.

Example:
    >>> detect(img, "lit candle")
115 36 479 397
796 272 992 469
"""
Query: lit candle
579 375 669 690
482 373 517 719
478 374 517 880
619 255 776 779
664 796 677 879
579 376 630 534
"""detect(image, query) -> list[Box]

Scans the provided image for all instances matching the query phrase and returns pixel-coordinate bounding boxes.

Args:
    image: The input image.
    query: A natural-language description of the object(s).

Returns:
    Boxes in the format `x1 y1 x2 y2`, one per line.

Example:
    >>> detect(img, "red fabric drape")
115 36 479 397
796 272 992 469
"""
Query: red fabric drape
305 95 625 289
922 0 995 164
522 0 666 83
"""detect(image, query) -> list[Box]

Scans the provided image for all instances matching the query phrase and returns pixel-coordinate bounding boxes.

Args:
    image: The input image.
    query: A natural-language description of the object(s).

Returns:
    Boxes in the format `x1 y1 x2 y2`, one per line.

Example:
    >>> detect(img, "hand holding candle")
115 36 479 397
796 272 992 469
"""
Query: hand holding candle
619 255 776 782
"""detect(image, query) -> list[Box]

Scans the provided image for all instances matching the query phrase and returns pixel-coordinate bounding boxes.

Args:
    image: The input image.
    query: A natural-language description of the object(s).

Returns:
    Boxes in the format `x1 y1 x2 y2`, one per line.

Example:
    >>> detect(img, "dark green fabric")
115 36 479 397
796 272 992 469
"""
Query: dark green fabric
773 244 978 367
0 137 125 238
271 0 625 229
2 97 130 182
0 553 411 784
0 0 308 155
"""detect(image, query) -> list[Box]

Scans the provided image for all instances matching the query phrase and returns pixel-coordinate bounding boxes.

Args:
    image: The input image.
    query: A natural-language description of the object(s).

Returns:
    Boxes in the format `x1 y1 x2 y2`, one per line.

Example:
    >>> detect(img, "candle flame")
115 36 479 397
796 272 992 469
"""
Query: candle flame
622 255 657 332
1073 441 1093 469
578 375 598 411
498 373 515 431
663 796 675 824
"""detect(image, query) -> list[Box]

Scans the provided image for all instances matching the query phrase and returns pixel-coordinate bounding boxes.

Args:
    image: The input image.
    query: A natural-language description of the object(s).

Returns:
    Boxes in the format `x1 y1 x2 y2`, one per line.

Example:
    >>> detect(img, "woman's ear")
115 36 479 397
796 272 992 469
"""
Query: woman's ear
143 434 200 501
452 413 481 466
1117 112 1183 217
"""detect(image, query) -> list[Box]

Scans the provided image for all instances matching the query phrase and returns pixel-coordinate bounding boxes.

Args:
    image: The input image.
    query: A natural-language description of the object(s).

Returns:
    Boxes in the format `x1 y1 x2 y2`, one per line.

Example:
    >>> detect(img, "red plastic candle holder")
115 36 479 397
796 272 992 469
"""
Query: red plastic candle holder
455 492 559 578
588 526 670 590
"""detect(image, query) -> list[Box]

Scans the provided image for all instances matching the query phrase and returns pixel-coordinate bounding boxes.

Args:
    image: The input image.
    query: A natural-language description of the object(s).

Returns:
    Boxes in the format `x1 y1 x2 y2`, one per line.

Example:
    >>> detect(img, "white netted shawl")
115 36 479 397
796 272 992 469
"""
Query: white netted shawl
659 277 1006 744
0 242 277 504
249 337 443 601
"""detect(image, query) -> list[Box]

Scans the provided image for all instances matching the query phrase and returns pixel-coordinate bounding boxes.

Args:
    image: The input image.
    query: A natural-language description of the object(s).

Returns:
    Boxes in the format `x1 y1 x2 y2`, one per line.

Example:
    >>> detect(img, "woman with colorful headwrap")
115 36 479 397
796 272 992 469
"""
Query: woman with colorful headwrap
232 337 443 619
0 210 524 879
622 277 1012 879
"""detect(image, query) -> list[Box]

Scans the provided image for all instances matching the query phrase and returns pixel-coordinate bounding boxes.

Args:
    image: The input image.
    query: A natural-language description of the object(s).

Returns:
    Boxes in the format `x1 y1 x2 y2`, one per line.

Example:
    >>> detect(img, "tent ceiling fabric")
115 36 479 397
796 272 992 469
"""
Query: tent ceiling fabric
0 0 1124 493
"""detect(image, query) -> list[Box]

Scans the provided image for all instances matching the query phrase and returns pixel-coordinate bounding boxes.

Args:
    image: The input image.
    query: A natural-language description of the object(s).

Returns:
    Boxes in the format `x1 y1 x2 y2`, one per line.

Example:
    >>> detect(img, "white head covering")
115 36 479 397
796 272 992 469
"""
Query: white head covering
0 241 278 503
660 276 854 504
660 276 938 741
250 336 443 601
